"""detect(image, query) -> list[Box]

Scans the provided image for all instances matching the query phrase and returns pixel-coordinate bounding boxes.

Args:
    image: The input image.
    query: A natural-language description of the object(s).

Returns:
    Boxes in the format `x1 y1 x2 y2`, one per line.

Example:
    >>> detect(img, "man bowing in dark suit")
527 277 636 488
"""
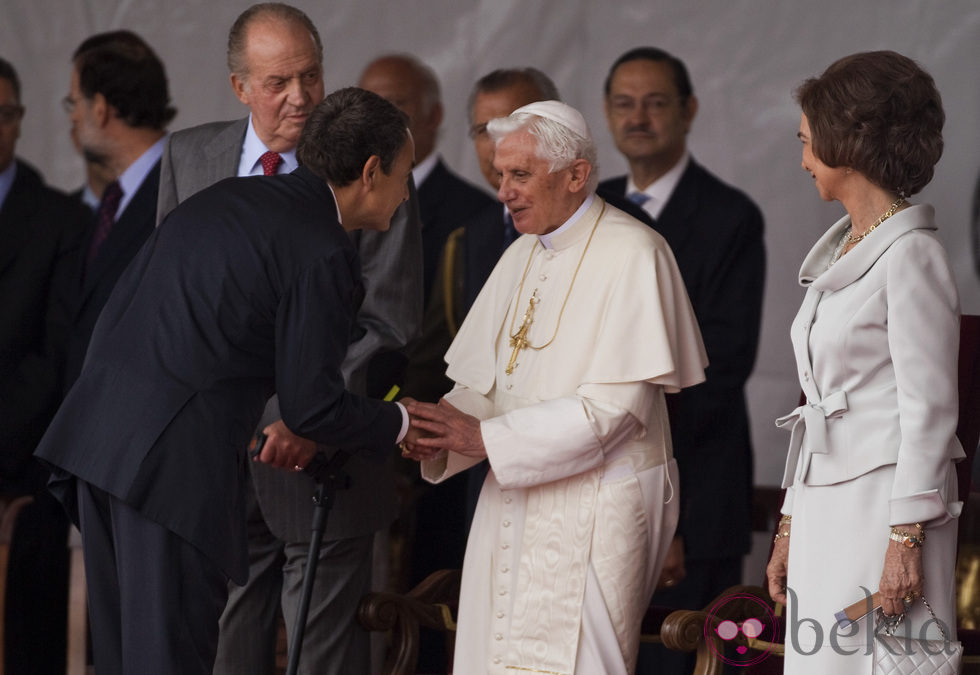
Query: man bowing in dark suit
599 46 766 675
36 87 417 675
158 9 423 671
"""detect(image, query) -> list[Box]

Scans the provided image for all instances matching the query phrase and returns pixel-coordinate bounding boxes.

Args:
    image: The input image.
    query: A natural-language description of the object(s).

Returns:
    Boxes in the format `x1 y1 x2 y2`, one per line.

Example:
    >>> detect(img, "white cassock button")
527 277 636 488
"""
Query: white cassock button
501 567 510 573
502 520 511 527
493 657 502 664
496 611 505 619
501 543 510 550
539 273 547 281
499 589 508 596
506 383 513 390
495 633 503 641
504 497 512 504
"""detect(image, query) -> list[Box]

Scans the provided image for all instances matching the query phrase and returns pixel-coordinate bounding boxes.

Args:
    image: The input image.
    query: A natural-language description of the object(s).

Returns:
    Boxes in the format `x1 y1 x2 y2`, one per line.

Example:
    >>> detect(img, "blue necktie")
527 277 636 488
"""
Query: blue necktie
628 191 651 207
502 212 518 253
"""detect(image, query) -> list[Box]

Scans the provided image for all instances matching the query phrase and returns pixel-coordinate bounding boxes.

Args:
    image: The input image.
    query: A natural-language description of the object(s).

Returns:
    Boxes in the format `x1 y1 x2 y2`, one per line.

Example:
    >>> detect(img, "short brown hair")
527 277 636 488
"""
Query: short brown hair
297 88 408 187
795 50 943 196
74 30 176 130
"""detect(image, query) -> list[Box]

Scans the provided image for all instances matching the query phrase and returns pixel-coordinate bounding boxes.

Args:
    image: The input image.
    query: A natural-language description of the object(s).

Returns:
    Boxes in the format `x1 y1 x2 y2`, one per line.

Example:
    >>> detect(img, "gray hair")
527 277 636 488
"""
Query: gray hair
487 112 598 192
227 3 323 78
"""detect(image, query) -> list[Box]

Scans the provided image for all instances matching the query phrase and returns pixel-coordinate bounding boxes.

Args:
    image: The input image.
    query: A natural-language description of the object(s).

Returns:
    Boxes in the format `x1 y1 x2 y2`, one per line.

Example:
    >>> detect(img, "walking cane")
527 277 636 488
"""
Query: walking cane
285 448 352 675
278 385 401 675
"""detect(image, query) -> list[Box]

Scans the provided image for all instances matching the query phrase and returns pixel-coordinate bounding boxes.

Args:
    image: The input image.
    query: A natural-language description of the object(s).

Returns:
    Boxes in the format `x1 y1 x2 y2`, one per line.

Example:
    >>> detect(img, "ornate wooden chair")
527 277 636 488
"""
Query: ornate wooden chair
358 568 461 674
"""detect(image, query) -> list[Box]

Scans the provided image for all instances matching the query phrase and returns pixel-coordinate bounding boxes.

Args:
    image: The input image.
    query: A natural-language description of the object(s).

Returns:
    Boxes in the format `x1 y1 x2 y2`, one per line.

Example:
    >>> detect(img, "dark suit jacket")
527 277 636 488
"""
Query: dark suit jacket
401 159 494 402
63 161 160 389
0 161 89 492
158 118 423 542
417 159 495 301
600 160 765 560
36 167 403 583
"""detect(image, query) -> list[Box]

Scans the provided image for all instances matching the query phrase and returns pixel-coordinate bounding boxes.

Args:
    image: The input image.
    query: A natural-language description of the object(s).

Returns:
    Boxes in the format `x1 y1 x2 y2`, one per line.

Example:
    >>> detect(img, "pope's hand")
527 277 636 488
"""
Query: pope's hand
405 398 486 459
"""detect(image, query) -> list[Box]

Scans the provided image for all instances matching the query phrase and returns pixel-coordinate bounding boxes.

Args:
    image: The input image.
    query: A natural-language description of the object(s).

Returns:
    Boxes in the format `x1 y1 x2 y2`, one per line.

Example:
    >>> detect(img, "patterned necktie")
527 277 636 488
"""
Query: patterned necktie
86 180 123 271
628 191 651 207
260 151 283 176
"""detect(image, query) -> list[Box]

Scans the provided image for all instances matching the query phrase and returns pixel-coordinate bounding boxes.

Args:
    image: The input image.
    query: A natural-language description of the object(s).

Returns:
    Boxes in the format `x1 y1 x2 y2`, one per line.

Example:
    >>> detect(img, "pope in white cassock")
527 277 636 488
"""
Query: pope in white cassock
402 100 707 675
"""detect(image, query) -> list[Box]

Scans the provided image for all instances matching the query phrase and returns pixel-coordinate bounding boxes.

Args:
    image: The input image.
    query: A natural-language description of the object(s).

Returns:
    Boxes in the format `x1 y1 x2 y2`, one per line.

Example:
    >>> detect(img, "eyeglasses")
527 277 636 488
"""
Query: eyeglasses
61 95 78 114
607 94 682 117
468 122 489 140
0 104 24 124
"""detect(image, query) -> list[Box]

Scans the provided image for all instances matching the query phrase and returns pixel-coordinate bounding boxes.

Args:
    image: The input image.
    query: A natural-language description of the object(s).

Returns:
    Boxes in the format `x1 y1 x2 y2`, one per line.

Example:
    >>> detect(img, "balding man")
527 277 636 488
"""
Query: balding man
359 53 493 403
156 5 423 674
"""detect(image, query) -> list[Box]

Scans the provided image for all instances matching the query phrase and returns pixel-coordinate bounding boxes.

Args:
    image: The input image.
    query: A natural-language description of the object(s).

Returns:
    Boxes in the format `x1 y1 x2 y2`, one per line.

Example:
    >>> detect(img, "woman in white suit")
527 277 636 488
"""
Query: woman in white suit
765 50 965 672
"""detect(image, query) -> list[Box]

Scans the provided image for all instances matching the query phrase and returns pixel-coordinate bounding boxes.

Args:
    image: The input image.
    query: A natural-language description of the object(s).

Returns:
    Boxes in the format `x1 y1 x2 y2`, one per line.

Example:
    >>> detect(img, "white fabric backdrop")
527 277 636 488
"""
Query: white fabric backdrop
4 0 979 490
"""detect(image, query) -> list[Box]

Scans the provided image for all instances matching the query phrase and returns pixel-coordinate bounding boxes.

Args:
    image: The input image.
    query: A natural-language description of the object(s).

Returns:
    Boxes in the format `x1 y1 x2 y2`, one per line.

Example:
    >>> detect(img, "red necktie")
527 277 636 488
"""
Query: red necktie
260 151 283 176
86 180 123 271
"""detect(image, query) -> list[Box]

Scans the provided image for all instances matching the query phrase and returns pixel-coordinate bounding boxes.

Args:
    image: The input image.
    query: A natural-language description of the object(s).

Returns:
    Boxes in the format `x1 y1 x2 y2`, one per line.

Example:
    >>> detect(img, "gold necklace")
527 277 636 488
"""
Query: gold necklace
505 201 605 375
844 197 907 245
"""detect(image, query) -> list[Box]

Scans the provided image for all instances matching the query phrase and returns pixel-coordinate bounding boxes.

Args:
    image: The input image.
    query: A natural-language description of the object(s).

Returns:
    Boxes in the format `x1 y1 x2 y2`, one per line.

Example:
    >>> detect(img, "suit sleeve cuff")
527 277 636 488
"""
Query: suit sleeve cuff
395 402 409 444
889 489 961 527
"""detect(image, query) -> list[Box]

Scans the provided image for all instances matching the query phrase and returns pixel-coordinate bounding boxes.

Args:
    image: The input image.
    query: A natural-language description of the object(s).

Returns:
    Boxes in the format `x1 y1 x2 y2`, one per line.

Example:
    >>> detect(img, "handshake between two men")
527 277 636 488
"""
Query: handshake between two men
250 398 486 471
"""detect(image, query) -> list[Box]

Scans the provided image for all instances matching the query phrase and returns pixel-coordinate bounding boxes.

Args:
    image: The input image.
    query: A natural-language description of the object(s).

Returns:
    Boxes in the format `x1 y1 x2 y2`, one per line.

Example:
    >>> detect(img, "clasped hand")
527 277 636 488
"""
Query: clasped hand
399 397 486 461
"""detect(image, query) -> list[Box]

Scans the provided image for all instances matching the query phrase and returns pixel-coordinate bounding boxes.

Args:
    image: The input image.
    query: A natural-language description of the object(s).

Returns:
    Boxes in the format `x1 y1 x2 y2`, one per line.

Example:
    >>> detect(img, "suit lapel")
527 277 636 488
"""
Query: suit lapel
656 161 704 255
203 118 248 186
79 161 160 305
0 163 42 276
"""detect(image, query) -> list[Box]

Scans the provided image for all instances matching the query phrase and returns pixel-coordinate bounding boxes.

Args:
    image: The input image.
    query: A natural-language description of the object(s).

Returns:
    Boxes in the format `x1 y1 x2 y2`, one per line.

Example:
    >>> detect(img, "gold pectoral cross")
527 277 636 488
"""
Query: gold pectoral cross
506 290 538 375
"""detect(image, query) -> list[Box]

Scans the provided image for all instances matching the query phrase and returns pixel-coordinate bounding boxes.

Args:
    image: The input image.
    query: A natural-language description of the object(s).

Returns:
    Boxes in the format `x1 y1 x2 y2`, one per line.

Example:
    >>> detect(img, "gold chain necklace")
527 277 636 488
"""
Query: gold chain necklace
505 201 605 375
844 197 907 245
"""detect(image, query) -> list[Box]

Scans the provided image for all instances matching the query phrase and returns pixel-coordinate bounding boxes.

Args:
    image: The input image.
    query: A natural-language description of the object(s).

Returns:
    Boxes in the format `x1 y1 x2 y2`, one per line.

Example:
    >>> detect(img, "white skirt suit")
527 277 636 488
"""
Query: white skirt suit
777 204 965 673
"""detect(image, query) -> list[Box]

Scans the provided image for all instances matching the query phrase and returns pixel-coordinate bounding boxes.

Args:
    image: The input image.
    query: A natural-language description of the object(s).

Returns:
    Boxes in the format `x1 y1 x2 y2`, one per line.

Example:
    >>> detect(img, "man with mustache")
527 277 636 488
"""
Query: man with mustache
600 46 766 675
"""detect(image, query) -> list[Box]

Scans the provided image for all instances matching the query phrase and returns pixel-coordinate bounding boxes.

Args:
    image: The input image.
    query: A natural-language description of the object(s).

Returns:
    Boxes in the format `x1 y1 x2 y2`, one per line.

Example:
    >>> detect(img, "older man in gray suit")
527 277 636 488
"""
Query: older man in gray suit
156 4 422 674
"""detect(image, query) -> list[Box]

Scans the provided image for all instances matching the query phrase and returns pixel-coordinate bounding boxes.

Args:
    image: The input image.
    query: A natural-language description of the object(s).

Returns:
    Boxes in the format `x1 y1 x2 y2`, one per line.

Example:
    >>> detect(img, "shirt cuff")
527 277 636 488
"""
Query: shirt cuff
395 401 409 444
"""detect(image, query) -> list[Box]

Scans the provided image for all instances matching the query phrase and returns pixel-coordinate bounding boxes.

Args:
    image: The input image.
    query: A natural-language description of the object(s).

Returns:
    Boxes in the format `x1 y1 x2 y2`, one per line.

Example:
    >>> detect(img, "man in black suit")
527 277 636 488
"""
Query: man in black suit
359 53 494 403
445 68 560 321
36 87 417 675
0 57 89 675
358 58 493 668
62 30 175 389
599 46 766 675
157 9 423 673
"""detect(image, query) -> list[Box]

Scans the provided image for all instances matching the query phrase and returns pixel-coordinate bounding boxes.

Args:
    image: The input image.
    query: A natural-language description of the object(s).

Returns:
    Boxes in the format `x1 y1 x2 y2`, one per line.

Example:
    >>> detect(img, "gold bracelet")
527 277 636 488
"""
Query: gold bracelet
773 530 790 543
889 523 925 549
779 515 792 526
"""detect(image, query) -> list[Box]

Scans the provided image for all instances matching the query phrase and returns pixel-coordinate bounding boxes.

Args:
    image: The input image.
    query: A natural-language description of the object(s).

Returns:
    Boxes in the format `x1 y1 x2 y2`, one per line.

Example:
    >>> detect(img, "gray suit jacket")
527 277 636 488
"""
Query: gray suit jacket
157 117 423 541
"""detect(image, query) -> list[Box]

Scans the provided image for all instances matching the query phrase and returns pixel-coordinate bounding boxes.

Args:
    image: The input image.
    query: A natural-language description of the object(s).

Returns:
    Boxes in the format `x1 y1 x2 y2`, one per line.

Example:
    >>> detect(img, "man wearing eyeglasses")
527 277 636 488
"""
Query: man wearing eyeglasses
600 46 767 675
61 30 175 389
0 56 90 675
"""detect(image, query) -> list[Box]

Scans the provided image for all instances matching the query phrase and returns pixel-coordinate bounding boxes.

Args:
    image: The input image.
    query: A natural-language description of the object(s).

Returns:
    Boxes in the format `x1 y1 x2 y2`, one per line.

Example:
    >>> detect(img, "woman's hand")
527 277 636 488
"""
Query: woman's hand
879 524 925 617
766 526 790 606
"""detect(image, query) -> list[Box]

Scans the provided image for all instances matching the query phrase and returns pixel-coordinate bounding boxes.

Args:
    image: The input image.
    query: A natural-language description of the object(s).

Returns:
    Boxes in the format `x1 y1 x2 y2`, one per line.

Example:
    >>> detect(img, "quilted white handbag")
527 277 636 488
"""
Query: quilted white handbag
873 596 963 674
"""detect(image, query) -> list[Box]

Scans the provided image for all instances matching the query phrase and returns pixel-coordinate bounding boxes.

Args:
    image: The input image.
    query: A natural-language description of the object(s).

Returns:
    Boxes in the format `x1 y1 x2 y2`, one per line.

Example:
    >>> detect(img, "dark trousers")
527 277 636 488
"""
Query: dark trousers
76 481 228 675
636 556 742 675
4 491 69 675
